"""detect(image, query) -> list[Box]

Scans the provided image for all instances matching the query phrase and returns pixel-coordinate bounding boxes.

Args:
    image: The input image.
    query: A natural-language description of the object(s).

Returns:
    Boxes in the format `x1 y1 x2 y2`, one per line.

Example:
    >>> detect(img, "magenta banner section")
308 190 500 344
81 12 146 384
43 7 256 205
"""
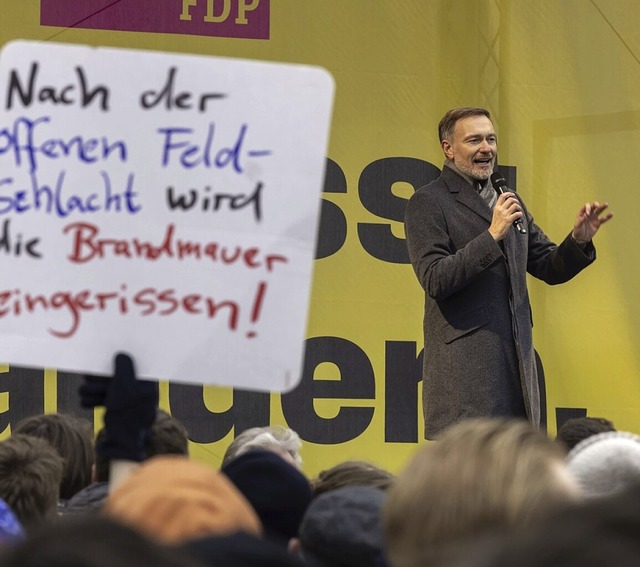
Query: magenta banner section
40 0 270 40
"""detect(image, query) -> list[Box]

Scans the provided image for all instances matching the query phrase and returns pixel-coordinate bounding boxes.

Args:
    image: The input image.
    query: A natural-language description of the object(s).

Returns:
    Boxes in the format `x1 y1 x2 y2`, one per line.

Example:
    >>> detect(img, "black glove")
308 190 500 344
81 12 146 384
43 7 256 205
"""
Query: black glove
79 374 109 409
79 353 159 462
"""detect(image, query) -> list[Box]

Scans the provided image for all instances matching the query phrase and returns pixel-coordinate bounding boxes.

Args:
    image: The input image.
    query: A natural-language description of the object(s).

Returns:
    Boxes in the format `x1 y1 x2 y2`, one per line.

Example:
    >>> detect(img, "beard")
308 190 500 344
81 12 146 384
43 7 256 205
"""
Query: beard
454 157 494 181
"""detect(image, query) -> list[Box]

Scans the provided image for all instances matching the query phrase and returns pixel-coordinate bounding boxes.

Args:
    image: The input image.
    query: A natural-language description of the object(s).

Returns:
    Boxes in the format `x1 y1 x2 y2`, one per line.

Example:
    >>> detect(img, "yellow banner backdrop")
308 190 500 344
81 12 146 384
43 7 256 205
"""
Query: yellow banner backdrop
0 1 637 478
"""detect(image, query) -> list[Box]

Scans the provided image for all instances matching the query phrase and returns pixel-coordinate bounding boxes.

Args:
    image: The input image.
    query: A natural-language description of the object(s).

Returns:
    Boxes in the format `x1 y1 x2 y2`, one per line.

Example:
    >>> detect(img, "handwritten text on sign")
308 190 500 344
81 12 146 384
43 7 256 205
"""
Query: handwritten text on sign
0 41 334 391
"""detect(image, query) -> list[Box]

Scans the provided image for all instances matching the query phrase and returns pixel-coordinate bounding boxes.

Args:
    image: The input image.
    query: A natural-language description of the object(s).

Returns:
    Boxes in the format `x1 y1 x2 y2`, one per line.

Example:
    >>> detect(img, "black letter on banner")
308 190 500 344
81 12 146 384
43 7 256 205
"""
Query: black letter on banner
315 158 348 260
168 383 270 443
384 341 423 443
56 371 95 422
358 157 440 263
281 337 375 444
0 366 45 431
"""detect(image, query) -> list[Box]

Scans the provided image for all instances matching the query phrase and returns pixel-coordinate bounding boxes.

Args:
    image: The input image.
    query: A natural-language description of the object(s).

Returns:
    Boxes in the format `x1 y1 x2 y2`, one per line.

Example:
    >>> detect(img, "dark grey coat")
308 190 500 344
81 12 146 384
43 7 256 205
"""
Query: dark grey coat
405 166 595 439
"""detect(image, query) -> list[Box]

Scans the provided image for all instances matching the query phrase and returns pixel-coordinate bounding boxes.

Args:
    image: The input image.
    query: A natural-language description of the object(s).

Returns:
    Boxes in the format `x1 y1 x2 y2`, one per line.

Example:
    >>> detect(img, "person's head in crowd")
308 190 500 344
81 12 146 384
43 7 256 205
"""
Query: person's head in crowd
105 454 261 544
566 430 640 499
13 412 94 501
383 418 581 567
221 425 302 469
63 409 190 517
0 434 64 532
95 408 189 483
0 515 202 567
291 486 386 567
556 416 616 451
146 408 190 455
312 460 395 497
468 482 640 567
222 449 313 549
179 530 307 567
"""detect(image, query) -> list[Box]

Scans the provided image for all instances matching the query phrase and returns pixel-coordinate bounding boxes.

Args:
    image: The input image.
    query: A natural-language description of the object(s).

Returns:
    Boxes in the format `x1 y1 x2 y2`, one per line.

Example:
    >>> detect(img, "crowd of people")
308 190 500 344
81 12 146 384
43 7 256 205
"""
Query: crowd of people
0 354 638 566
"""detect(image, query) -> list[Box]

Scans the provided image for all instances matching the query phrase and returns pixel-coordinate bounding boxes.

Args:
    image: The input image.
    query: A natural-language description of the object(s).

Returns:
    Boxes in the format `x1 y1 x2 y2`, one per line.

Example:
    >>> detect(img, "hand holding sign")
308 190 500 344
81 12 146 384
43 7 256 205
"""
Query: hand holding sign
80 353 158 462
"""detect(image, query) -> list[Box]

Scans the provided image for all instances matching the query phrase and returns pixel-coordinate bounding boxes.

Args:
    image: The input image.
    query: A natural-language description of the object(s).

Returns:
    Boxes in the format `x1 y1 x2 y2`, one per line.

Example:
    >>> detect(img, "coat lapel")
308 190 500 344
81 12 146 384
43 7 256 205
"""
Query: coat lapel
441 166 493 224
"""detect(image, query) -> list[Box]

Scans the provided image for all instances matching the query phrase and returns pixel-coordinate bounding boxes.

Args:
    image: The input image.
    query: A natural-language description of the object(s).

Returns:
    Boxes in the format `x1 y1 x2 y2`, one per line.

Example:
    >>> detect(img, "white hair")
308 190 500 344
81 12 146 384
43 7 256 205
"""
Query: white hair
222 425 302 468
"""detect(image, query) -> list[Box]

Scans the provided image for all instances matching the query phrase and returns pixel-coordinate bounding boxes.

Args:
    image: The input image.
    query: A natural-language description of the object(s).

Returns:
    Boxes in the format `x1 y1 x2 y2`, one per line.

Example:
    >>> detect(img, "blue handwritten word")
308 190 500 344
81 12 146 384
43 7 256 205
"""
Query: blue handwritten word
0 171 141 217
0 116 127 174
157 123 271 172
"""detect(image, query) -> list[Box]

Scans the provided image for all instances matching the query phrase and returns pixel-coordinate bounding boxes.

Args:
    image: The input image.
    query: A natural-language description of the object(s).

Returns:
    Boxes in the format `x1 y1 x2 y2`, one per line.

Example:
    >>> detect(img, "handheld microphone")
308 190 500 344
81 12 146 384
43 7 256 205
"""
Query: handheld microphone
490 172 527 235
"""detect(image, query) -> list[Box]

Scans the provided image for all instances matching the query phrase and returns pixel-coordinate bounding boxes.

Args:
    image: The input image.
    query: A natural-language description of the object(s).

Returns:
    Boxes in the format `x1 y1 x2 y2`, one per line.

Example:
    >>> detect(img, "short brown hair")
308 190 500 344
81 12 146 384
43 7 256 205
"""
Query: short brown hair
0 434 64 531
438 107 492 142
313 460 394 496
556 417 616 452
14 413 94 500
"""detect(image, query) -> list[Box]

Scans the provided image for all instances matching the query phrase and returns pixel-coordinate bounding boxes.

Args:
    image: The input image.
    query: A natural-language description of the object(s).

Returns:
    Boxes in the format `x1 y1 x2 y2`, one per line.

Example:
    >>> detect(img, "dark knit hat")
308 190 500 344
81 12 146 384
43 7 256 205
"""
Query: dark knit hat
222 450 312 547
299 486 386 567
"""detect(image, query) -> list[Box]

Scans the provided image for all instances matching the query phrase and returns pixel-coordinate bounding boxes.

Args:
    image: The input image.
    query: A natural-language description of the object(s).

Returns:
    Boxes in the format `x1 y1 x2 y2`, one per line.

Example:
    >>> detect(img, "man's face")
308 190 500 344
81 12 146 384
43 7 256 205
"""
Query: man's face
441 115 497 181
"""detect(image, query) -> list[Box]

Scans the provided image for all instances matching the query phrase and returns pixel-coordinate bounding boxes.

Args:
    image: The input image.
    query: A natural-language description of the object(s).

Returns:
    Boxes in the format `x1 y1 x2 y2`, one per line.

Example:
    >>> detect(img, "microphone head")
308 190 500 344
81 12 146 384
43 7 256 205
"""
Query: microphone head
490 171 507 188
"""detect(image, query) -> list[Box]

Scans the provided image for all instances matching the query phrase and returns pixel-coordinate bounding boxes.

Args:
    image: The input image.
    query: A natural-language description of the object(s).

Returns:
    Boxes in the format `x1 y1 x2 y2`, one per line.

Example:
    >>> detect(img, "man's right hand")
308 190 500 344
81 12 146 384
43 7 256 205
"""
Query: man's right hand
489 192 523 241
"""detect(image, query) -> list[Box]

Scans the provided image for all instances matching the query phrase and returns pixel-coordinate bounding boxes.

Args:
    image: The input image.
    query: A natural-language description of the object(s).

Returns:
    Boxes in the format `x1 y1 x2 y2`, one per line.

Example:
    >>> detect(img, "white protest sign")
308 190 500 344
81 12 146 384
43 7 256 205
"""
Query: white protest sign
0 40 334 391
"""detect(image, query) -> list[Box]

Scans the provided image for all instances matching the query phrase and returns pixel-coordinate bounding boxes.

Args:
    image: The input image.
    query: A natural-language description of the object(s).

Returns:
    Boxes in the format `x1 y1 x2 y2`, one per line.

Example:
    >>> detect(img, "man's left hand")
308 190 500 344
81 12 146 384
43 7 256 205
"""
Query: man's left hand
572 201 613 242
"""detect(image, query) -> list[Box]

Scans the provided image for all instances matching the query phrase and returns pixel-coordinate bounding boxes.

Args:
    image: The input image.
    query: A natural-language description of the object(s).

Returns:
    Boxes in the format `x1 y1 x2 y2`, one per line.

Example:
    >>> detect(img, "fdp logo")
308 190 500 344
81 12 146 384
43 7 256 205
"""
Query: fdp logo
181 0 263 26
40 0 270 40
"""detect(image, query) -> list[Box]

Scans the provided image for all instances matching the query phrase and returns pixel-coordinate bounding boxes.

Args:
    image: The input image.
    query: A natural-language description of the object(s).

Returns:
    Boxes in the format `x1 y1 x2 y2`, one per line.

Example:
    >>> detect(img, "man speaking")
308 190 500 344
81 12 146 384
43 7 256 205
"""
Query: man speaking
405 107 612 440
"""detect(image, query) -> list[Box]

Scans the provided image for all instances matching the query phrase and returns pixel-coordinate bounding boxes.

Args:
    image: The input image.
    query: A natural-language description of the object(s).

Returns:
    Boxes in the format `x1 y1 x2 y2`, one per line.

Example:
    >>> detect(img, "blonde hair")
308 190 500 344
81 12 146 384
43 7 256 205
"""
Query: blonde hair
383 419 580 567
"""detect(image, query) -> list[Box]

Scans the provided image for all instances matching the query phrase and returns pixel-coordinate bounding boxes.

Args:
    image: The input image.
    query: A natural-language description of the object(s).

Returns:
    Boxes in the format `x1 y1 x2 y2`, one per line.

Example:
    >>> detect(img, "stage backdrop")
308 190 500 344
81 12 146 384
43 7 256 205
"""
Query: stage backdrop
0 1 636 477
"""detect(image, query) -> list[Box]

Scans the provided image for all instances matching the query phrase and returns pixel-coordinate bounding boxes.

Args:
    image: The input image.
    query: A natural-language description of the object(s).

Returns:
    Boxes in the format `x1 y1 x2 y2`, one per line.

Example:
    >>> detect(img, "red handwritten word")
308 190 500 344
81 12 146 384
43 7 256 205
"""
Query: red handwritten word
0 282 267 339
63 222 288 271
